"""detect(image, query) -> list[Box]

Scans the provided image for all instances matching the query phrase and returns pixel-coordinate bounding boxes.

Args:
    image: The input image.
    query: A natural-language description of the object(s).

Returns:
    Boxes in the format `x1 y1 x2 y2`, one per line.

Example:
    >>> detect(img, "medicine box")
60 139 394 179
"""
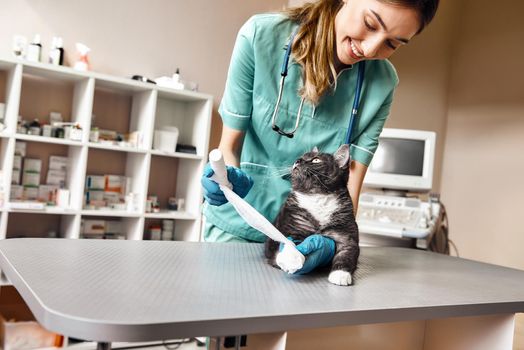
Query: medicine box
83 220 105 235
85 175 105 190
104 175 126 194
22 172 40 187
38 185 58 203
23 187 38 200
23 158 42 173
11 169 21 185
105 221 122 234
10 185 23 201
14 142 26 157
12 155 22 170
153 127 179 153
46 169 67 187
49 156 68 171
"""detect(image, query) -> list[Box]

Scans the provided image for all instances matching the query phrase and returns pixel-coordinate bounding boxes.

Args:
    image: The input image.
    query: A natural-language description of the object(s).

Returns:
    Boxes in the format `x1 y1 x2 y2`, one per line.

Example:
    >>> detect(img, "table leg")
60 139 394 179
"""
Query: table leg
97 342 111 350
235 335 241 350
215 337 221 350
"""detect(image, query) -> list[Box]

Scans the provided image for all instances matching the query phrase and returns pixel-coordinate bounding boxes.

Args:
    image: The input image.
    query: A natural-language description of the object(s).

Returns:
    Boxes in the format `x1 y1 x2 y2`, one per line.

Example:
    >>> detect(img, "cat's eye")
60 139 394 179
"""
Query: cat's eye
312 158 322 164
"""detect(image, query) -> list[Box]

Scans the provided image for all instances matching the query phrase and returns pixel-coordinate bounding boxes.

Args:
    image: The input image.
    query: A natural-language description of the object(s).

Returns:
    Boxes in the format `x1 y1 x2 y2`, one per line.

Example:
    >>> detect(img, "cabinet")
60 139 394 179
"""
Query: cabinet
0 57 212 242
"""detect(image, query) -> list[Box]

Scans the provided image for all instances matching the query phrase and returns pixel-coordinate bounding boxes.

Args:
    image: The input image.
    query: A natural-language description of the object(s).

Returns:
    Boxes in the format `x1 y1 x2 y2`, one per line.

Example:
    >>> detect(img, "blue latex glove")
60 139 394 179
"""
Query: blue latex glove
280 235 336 275
201 163 254 206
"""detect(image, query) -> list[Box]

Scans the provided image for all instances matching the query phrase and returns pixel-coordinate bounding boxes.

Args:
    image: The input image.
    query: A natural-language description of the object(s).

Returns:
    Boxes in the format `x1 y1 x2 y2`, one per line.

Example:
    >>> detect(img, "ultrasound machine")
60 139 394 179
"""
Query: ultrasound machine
356 128 448 251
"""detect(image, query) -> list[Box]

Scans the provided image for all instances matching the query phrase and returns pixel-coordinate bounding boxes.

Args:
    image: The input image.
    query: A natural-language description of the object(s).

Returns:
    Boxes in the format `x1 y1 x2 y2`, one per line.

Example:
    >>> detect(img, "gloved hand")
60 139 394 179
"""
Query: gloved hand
201 163 254 206
280 235 336 275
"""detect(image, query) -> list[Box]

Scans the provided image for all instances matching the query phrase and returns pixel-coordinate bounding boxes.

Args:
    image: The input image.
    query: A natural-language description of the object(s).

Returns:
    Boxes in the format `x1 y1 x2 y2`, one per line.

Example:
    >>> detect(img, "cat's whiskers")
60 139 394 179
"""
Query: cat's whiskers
306 169 329 190
267 165 293 179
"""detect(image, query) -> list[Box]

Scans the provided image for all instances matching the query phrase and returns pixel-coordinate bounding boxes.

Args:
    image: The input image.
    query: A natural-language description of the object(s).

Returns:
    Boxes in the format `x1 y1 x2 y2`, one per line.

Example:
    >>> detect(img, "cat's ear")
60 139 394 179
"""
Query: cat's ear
334 144 350 168
312 146 319 154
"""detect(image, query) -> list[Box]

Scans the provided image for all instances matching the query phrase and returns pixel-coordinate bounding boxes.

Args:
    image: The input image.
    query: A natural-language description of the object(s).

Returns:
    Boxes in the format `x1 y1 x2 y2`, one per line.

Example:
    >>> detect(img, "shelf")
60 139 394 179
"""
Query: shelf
22 61 90 83
156 85 213 102
7 204 78 215
144 211 198 220
88 142 147 154
15 133 83 146
0 57 211 241
150 149 202 160
81 209 141 218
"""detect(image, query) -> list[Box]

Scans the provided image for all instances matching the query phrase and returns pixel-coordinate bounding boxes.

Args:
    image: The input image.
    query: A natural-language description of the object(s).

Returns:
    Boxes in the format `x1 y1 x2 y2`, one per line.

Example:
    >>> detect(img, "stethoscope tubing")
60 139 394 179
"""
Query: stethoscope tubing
272 26 365 144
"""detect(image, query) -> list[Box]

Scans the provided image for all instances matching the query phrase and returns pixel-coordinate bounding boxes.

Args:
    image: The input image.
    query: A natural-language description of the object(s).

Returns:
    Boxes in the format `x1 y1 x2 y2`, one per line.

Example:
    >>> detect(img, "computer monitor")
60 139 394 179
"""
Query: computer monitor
363 128 436 193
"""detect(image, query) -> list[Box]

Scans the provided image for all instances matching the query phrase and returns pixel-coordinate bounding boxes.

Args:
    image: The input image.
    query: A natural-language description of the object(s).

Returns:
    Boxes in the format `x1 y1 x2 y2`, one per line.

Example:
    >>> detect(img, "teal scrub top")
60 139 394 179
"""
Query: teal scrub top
204 14 399 242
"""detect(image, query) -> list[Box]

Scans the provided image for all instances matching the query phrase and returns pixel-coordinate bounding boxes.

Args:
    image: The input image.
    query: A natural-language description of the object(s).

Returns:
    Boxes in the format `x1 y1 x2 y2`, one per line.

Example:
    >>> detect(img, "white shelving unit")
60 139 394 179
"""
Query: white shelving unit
0 57 213 242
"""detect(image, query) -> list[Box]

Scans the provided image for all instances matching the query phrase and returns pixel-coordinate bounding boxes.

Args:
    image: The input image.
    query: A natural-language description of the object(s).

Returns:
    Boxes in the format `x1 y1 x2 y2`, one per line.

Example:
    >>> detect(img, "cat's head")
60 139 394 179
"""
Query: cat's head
290 144 350 193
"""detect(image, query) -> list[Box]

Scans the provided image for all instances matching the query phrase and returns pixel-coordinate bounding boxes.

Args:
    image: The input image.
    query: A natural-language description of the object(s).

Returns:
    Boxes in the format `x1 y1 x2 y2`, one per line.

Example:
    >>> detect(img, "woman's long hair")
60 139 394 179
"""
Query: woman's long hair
283 0 439 105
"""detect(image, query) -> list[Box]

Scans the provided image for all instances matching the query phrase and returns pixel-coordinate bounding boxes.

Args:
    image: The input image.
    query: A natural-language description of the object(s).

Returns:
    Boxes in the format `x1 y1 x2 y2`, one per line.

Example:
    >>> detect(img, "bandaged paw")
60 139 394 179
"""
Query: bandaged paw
328 270 352 286
276 243 305 274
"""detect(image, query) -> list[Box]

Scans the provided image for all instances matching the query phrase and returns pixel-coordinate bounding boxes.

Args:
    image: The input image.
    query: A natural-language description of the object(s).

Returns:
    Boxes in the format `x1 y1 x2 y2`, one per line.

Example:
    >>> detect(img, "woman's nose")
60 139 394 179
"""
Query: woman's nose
361 37 381 58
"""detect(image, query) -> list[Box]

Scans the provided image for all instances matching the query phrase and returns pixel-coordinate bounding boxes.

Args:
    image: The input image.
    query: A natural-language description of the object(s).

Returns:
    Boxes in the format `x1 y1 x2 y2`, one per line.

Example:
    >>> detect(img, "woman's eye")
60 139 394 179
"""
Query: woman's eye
364 19 376 31
312 158 322 164
386 40 398 50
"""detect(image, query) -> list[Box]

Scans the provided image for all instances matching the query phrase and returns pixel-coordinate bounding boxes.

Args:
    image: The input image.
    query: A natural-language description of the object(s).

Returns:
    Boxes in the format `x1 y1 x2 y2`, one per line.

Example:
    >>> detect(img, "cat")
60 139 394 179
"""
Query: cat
264 144 359 286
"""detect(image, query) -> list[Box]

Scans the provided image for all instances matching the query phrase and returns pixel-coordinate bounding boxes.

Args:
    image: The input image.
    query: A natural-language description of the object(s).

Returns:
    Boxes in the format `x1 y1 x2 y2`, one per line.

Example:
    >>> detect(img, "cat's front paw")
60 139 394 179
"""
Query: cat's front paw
328 270 352 286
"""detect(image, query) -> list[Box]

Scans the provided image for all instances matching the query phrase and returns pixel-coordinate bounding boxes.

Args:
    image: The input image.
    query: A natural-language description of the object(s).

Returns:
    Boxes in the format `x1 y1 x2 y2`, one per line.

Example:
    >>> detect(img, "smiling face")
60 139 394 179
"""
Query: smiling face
335 0 421 65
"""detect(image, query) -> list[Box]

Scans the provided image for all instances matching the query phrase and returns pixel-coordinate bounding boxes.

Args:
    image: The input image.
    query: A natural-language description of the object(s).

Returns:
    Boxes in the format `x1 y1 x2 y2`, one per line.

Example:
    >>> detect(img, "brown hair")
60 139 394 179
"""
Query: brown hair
284 0 439 104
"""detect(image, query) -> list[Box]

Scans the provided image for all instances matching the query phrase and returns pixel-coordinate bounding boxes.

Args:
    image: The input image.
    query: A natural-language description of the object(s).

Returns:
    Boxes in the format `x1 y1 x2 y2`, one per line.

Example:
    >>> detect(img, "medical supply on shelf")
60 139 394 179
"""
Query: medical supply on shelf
149 225 161 240
55 189 70 208
48 37 64 66
12 35 27 58
15 141 26 157
209 149 305 273
42 124 52 137
74 43 90 71
85 175 105 190
49 156 68 172
23 187 38 200
147 195 160 213
89 127 99 142
49 112 63 125
37 185 58 204
22 173 40 187
23 158 42 173
153 126 179 153
12 155 22 171
167 197 178 210
9 185 23 201
175 144 197 154
83 220 105 235
155 68 185 90
28 119 41 135
11 169 21 185
177 198 185 211
26 34 42 62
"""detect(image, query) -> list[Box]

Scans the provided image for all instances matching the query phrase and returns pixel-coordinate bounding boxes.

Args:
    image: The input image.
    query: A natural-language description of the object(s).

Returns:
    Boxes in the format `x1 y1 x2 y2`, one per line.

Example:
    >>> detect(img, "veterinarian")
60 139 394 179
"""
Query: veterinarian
201 0 439 273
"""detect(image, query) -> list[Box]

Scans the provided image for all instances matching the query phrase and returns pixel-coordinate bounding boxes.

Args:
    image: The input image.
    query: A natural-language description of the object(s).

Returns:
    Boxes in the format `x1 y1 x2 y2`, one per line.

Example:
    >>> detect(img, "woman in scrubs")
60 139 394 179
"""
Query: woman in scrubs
202 0 439 270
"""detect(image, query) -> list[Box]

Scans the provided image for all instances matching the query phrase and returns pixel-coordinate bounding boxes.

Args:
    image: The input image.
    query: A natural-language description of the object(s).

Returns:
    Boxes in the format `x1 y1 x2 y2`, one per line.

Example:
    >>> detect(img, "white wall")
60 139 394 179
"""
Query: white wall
441 0 524 270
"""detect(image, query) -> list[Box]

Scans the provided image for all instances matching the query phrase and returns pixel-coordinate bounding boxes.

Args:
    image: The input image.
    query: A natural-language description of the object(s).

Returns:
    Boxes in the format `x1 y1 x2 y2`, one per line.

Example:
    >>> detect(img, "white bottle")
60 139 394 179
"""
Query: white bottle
171 68 185 90
26 34 42 62
49 37 64 65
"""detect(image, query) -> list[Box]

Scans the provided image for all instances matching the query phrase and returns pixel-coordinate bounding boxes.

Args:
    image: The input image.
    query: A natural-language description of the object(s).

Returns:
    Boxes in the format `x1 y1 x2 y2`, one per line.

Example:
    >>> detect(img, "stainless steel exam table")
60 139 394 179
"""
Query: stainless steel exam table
0 238 523 350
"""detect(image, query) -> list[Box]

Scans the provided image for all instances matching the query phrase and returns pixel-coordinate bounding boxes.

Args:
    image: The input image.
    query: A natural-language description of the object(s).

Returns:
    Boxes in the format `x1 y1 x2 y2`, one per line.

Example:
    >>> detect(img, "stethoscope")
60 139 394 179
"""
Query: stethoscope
271 28 366 144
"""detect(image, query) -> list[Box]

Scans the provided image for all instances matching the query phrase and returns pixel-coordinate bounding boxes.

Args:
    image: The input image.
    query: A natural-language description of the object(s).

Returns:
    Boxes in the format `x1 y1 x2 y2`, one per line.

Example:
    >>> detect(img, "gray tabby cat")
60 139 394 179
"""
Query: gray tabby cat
264 144 359 286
